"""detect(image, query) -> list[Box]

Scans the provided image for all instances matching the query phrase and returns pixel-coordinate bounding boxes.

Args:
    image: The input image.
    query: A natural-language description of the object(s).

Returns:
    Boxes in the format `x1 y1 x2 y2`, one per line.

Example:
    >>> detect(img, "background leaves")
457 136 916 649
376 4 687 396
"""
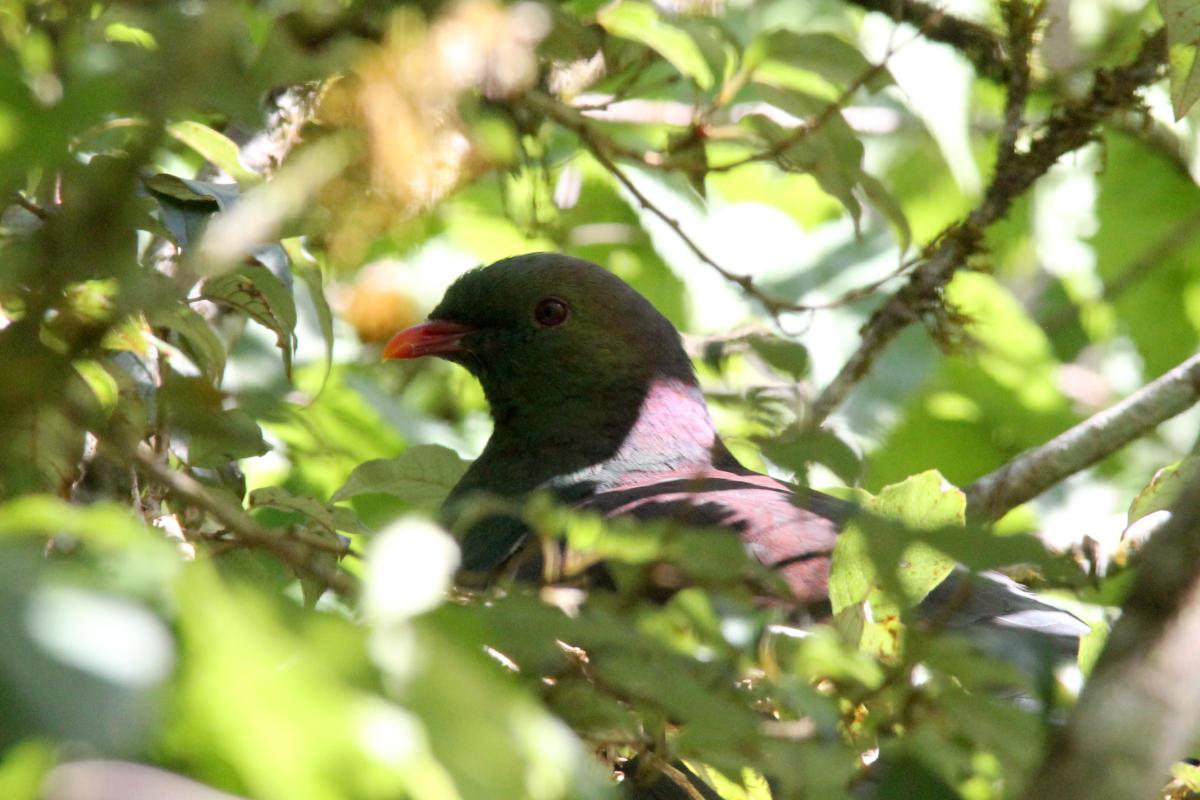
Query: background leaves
0 1 1197 799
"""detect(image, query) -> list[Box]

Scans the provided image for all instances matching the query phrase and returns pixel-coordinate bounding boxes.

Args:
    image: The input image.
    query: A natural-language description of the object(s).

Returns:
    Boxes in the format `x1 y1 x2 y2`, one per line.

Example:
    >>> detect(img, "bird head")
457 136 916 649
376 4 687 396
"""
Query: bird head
384 253 697 422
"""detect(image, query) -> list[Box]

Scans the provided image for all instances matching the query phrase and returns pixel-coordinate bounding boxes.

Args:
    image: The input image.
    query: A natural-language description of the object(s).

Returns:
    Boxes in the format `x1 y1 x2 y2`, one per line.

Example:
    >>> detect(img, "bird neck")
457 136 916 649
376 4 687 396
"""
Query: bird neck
469 377 724 498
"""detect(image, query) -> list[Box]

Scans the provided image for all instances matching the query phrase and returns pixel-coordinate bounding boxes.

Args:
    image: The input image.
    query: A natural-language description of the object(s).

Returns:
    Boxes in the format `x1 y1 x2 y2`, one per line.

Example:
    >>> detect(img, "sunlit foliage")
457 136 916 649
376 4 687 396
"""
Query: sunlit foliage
1 0 1198 799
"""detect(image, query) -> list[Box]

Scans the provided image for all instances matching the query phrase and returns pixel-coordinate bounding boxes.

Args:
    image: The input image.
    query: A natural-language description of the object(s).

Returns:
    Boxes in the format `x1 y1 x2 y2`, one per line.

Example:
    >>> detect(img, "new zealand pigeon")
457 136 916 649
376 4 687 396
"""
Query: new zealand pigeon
383 253 1086 655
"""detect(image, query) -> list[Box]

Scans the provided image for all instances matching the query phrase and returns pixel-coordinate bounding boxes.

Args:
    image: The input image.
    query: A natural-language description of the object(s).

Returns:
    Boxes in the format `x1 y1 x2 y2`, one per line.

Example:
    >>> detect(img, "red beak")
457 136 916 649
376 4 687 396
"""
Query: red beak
383 319 476 360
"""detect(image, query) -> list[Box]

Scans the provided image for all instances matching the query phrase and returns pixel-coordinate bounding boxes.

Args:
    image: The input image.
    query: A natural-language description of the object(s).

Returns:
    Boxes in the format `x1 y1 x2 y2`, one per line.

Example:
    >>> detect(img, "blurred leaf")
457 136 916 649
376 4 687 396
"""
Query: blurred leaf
1093 134 1200 377
200 264 297 378
1127 456 1200 523
74 359 119 419
1076 616 1109 677
249 486 337 534
146 305 227 384
162 374 269 467
187 407 270 467
739 85 865 220
167 120 261 186
284 238 334 394
168 562 414 800
0 405 85 496
332 506 371 535
1171 760 1200 791
939 687 1043 774
145 174 240 210
331 445 470 508
745 30 892 94
597 1 714 89
761 427 860 484
1160 0 1200 118
874 752 960 800
0 739 55 800
104 21 157 50
401 619 613 800
0 495 178 559
747 335 809 379
859 171 911 251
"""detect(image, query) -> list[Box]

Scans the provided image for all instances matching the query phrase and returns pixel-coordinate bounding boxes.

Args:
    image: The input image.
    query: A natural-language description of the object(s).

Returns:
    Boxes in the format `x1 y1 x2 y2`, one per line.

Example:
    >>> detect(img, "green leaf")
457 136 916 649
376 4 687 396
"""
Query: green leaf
283 238 334 395
167 120 261 186
1172 761 1200 791
747 335 809 378
760 427 860 484
169 563 431 800
200 264 297 378
331 445 471 508
0 405 85 496
738 85 866 220
0 739 56 800
249 486 337 534
74 359 119 419
0 496 156 546
598 1 714 89
146 175 241 248
830 472 963 615
1159 0 1200 118
745 30 892 94
187 407 270 468
104 22 157 51
859 170 911 251
1077 616 1109 677
1168 43 1200 120
1128 456 1200 523
331 506 371 535
145 174 240 209
146 305 227 384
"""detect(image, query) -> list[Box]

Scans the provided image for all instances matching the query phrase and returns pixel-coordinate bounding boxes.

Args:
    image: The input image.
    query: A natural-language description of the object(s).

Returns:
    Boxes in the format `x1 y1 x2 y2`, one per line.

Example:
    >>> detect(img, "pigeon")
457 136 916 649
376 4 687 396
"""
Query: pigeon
383 252 1086 653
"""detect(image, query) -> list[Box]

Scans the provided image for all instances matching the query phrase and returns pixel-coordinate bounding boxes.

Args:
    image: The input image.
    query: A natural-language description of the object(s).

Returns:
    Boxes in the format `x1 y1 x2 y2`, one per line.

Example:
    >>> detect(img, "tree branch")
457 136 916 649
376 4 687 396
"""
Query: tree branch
12 192 50 220
809 29 1166 426
1021 476 1200 800
127 444 360 598
966 351 1200 521
994 0 1040 176
843 0 1009 83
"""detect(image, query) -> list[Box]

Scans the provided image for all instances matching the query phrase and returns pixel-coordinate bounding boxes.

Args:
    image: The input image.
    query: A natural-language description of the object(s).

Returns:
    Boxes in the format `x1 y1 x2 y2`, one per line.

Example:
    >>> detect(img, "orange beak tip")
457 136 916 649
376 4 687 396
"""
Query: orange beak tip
382 319 475 361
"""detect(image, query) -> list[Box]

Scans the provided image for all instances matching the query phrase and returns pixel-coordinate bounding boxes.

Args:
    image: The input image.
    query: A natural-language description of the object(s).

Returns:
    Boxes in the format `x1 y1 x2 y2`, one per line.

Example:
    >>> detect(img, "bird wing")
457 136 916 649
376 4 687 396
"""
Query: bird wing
579 469 846 606
582 470 1088 661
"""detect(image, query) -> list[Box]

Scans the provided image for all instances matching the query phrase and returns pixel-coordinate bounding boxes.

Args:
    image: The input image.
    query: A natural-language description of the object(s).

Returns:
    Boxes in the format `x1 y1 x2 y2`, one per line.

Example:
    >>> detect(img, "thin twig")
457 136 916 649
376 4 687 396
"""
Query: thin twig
126 444 359 597
966 350 1200 520
12 193 50 220
204 527 363 559
809 29 1167 426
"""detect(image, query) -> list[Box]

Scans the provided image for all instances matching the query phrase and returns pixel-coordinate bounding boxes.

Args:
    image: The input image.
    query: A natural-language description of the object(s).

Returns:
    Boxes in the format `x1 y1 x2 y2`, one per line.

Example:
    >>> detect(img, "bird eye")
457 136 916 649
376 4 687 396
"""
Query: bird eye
534 297 569 327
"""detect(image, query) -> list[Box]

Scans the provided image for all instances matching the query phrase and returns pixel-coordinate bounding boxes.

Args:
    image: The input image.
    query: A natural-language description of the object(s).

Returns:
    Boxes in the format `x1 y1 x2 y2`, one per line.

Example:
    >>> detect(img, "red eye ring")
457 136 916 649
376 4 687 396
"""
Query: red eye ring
534 297 569 327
